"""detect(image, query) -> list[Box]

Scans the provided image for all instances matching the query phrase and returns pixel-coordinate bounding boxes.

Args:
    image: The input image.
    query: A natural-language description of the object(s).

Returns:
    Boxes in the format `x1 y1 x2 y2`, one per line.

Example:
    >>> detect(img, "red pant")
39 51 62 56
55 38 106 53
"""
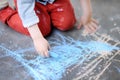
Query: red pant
0 0 76 36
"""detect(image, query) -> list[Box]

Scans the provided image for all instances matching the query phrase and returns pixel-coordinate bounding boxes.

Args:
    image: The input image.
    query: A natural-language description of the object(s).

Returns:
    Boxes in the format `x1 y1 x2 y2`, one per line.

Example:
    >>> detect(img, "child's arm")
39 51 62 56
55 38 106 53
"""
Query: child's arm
17 0 50 57
78 0 98 34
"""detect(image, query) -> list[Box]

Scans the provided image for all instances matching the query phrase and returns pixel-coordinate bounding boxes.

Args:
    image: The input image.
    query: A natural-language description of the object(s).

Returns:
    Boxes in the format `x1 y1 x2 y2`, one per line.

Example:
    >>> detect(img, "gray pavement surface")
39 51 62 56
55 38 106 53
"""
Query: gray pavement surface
0 0 120 80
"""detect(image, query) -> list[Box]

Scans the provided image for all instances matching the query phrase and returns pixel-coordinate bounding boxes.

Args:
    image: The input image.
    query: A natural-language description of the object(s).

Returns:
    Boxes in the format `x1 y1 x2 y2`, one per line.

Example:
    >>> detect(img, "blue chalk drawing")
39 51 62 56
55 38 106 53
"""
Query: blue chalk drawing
114 66 120 73
0 33 119 80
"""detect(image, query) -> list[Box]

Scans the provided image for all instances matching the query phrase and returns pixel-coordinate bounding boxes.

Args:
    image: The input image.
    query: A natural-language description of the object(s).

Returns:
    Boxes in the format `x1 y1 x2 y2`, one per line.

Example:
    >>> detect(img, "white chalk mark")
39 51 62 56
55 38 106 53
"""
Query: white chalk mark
113 59 120 63
105 50 120 65
73 59 102 80
95 62 111 80
110 27 120 34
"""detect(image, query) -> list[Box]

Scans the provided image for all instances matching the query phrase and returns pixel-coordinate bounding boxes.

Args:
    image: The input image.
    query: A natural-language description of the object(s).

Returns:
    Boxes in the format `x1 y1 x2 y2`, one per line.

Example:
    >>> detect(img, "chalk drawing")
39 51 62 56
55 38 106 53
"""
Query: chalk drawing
73 30 120 80
109 14 120 34
110 27 120 34
0 31 119 80
109 14 120 21
114 66 120 73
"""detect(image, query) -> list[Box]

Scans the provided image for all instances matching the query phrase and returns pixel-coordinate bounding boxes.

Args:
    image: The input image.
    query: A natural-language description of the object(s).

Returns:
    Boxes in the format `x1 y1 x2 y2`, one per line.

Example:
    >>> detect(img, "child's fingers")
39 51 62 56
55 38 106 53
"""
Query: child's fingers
84 25 91 33
44 50 49 57
88 24 95 33
36 49 46 57
91 22 98 31
38 51 44 57
85 23 97 33
92 18 99 25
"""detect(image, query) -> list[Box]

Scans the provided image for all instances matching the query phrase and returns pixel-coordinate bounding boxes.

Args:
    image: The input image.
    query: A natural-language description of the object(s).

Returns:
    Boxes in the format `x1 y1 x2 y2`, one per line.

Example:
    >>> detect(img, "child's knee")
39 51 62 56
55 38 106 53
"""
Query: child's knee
0 7 15 23
7 12 30 35
50 0 76 31
53 16 76 31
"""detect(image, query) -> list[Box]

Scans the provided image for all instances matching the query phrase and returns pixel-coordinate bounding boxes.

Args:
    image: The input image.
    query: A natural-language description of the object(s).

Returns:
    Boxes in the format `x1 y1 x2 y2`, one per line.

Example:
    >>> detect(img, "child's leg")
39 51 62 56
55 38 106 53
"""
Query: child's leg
1 1 51 36
7 12 30 35
35 2 51 36
47 0 76 31
0 6 31 35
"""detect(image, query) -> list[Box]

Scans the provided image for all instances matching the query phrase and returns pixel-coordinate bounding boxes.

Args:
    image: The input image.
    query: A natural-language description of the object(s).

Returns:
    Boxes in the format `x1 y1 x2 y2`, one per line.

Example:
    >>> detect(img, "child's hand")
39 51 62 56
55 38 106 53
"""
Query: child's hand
78 0 98 34
33 37 50 57
77 15 98 34
27 24 50 57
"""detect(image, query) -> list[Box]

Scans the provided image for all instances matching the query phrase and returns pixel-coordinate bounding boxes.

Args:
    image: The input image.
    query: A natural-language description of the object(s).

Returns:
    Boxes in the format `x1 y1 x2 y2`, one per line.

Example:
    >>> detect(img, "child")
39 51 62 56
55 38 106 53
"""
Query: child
0 0 98 57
